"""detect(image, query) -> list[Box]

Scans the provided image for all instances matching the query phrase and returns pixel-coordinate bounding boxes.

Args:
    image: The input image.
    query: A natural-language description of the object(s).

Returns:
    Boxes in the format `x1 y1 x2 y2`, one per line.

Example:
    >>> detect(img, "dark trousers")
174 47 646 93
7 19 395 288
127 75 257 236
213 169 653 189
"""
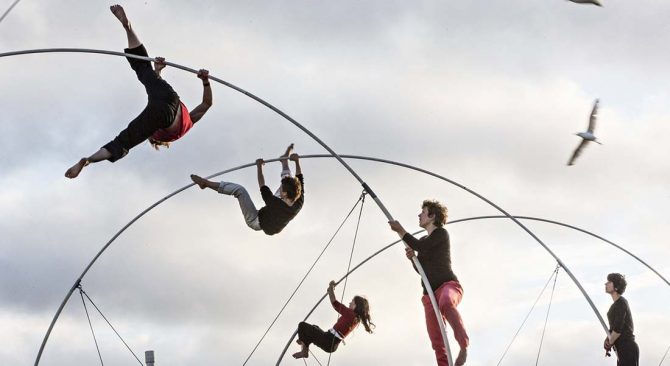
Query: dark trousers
103 44 180 162
615 339 639 366
297 322 340 353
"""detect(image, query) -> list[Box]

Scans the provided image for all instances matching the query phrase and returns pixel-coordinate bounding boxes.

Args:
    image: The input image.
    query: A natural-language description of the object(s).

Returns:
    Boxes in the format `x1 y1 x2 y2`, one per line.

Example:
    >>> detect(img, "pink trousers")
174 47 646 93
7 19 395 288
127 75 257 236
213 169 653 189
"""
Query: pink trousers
421 280 469 366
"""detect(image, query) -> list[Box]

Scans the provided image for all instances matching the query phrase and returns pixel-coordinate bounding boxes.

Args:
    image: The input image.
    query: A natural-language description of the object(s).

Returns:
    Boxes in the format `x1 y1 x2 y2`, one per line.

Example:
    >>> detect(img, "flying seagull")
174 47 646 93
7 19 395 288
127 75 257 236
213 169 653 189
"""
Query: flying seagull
567 0 603 6
568 99 601 166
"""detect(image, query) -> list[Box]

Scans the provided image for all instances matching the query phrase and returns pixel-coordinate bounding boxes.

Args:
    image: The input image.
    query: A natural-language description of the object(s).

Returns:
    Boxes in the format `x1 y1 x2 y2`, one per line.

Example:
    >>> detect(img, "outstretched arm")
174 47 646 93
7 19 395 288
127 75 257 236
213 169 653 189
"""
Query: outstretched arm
64 148 113 179
189 69 213 124
256 158 265 188
290 153 302 175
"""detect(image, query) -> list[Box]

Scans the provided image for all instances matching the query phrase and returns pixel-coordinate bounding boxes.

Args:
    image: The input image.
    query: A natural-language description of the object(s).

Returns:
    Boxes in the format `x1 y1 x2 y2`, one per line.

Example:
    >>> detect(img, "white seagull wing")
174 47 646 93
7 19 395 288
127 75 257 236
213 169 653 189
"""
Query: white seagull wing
568 139 589 166
587 99 599 133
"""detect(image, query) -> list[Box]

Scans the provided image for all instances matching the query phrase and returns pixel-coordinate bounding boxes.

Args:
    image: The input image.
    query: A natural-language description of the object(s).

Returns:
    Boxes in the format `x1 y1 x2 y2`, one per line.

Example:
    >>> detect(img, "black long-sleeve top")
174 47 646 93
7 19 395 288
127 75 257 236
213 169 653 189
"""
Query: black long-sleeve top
402 227 458 295
257 174 304 235
607 296 635 344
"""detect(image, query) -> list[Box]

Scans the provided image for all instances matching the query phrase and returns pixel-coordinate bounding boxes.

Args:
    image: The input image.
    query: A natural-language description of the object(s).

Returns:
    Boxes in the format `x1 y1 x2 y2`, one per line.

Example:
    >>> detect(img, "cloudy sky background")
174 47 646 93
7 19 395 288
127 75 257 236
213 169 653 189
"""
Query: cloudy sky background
1 0 669 365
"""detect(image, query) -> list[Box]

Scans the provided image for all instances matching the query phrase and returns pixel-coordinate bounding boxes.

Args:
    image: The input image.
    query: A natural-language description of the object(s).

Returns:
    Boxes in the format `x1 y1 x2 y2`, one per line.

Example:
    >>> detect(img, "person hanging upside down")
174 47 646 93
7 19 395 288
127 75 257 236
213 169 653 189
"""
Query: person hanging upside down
603 273 639 366
190 144 304 235
64 4 213 179
389 200 469 366
292 280 374 359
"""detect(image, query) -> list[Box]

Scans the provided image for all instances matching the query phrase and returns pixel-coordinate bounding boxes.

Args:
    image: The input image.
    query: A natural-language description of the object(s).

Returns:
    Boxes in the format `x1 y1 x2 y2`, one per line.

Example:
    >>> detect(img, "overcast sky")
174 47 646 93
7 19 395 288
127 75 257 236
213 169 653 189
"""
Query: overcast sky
1 1 670 365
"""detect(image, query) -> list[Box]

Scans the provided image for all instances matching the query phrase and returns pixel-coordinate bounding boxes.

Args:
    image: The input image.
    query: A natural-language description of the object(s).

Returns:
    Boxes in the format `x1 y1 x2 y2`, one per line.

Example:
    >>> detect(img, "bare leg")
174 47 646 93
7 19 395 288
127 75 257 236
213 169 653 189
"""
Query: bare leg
64 148 112 179
190 174 218 190
110 4 140 48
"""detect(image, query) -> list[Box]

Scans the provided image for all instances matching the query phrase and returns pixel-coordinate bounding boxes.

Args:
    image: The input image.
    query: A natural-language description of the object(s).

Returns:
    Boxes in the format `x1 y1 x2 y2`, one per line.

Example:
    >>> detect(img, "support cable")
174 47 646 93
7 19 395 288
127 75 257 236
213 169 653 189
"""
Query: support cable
242 193 365 365
535 266 560 366
308 349 323 366
327 192 366 366
660 344 670 366
79 288 144 366
79 286 104 366
0 0 21 23
497 264 560 366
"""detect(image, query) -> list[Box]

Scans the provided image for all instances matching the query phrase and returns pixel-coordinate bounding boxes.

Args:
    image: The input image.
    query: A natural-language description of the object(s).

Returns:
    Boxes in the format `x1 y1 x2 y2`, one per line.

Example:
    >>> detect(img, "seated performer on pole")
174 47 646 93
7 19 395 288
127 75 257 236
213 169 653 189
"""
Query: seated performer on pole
190 144 304 235
604 273 639 366
65 4 213 179
292 280 374 359
389 200 469 366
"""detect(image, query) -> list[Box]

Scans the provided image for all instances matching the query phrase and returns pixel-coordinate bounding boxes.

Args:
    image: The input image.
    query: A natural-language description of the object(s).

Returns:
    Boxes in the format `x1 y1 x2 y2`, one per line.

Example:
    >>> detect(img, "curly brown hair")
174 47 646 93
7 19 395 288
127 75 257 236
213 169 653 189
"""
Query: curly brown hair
422 200 448 227
607 273 627 295
281 176 302 201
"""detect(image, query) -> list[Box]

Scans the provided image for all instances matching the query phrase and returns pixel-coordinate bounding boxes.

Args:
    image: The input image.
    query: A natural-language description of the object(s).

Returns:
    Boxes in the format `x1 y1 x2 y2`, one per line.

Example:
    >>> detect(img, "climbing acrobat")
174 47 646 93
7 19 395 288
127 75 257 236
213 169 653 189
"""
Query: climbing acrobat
65 4 213 179
292 280 374 359
389 200 469 366
190 144 304 235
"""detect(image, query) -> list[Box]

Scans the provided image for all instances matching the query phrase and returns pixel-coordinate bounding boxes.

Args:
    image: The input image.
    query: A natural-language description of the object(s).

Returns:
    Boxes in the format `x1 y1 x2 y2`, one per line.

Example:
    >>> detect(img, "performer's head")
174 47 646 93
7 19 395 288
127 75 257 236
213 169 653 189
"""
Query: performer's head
351 295 375 334
148 137 171 150
420 200 448 228
606 273 627 295
280 176 302 202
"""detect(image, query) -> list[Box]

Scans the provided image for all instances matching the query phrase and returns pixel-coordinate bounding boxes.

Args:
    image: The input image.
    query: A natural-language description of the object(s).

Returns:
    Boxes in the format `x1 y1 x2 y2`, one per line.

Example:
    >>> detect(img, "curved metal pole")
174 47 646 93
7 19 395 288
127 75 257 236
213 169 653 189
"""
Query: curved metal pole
0 49 452 365
455 216 670 287
0 48 389 217
276 214 670 364
28 153 665 365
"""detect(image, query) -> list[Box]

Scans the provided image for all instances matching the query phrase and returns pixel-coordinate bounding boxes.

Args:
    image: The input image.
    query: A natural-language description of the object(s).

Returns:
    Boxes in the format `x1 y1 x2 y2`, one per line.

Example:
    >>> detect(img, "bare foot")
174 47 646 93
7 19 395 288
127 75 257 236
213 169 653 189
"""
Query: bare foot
280 143 294 160
292 351 308 359
190 174 209 189
110 4 129 28
455 348 467 366
65 159 87 179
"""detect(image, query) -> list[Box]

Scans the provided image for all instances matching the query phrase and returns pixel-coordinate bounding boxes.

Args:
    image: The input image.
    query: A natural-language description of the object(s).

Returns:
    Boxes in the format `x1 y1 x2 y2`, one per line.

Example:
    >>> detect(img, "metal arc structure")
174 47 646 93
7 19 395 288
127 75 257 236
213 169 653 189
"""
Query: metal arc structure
0 49 449 365
19 152 666 365
3 49 654 364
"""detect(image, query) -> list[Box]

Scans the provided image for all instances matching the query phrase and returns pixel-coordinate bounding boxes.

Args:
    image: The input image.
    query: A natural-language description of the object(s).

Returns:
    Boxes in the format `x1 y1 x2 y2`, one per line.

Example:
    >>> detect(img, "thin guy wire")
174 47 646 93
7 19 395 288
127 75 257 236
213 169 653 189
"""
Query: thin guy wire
0 0 21 23
535 266 560 366
309 349 324 366
495 265 560 366
327 192 366 366
659 344 670 366
80 289 144 365
242 194 364 365
79 287 104 366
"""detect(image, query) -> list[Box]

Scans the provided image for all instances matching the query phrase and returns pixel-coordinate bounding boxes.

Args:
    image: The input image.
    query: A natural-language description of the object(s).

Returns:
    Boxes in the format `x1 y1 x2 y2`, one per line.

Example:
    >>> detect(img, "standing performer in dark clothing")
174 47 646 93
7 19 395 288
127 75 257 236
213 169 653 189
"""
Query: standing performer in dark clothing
292 280 374 359
65 4 213 179
389 200 469 366
604 273 639 366
190 144 304 235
